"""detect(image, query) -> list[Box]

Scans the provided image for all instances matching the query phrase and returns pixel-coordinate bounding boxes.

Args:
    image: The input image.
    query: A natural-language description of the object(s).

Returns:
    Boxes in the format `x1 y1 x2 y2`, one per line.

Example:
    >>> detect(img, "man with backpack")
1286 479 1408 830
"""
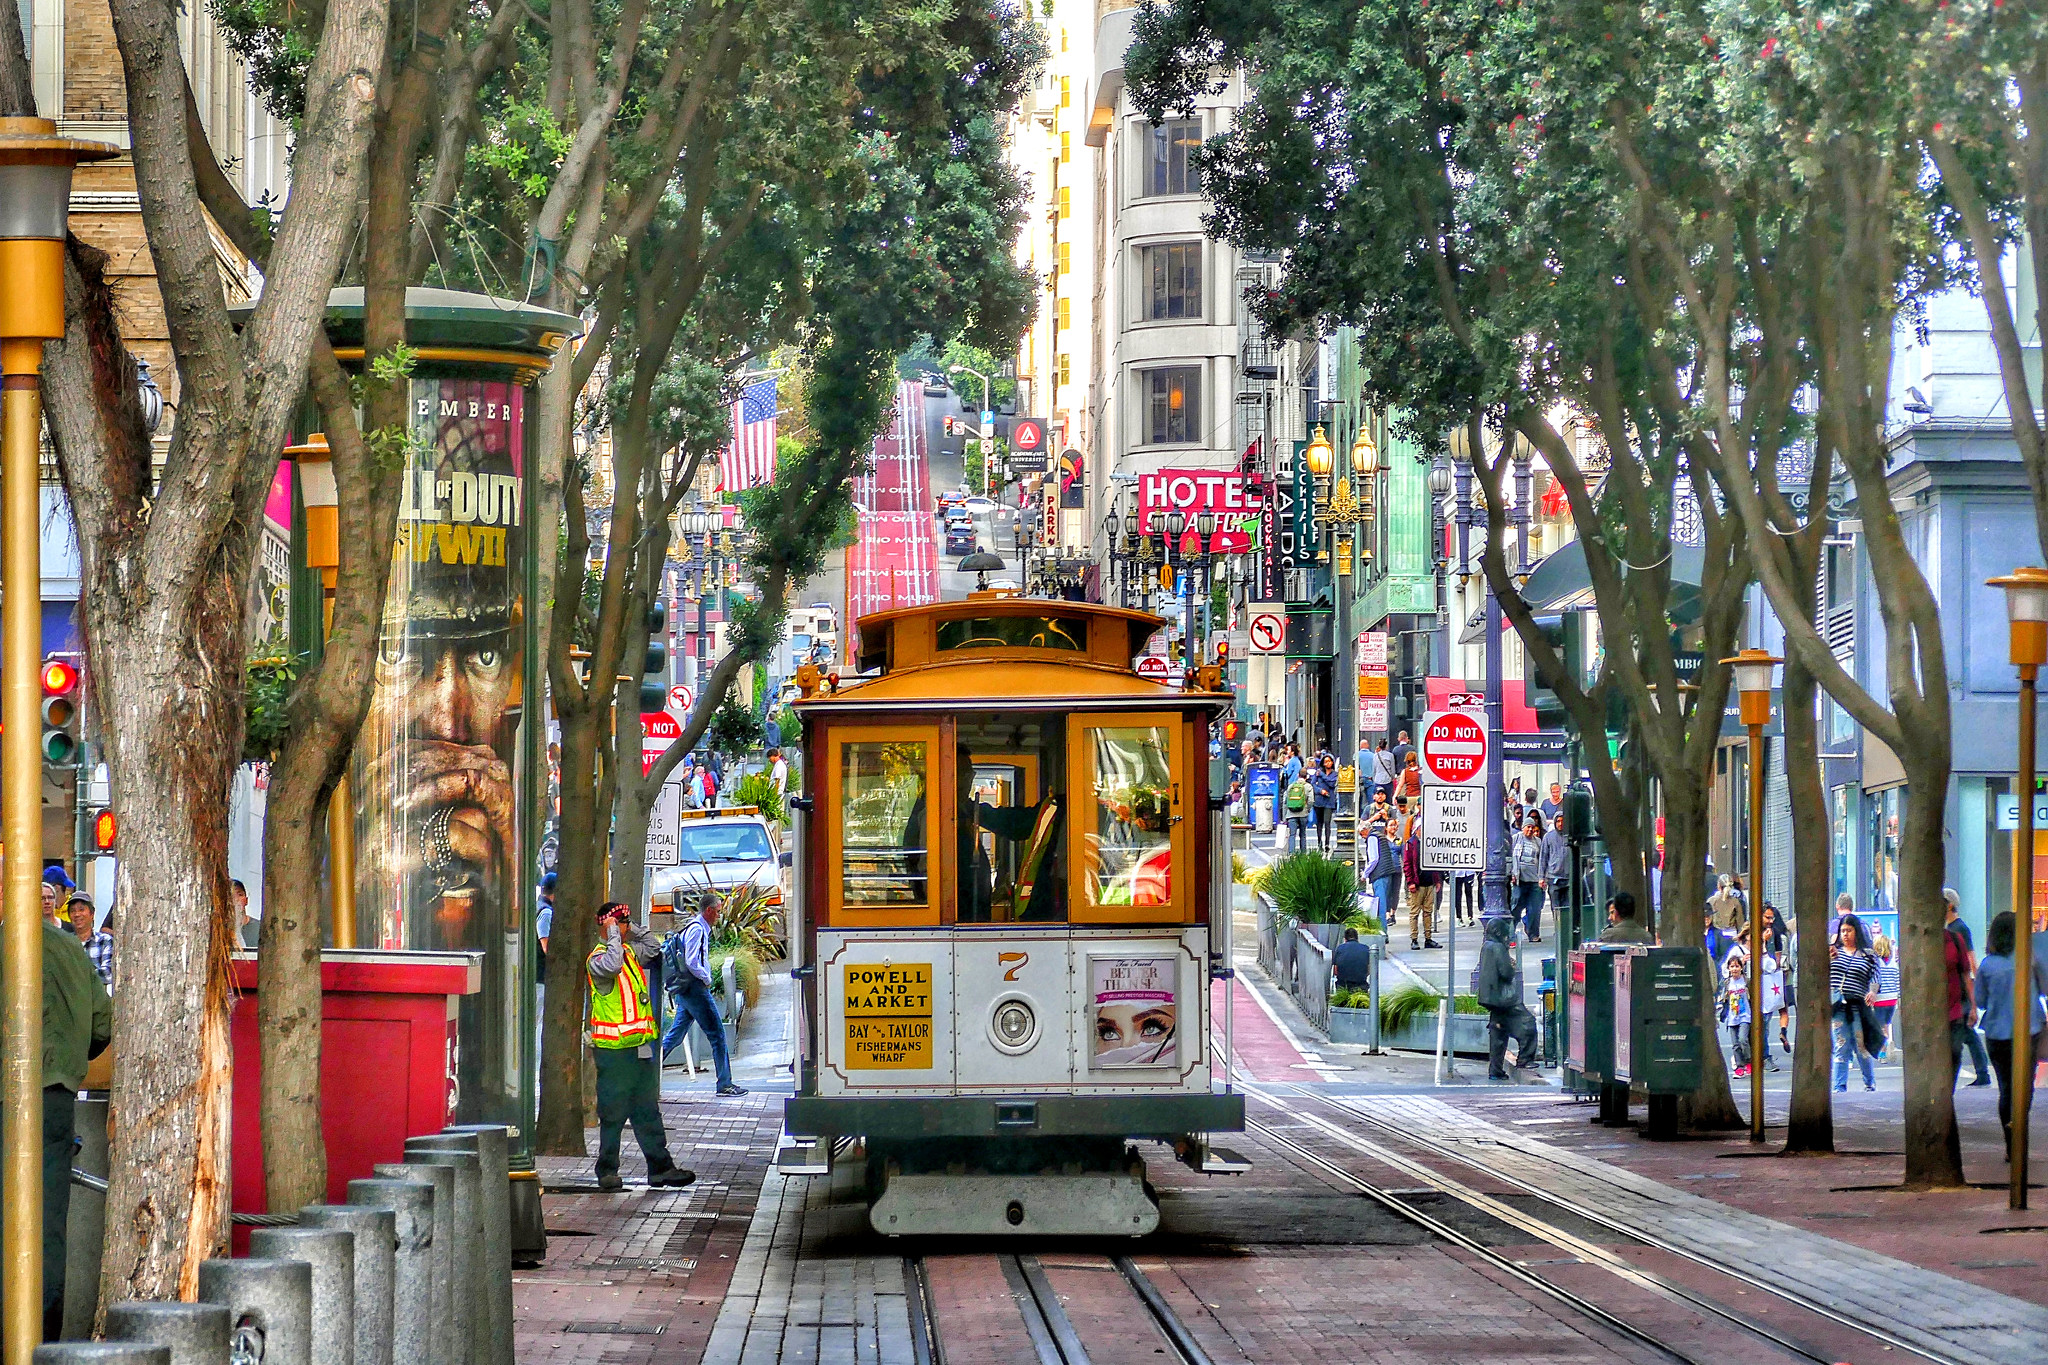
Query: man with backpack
660 893 747 1097
1283 766 1313 852
1401 815 1441 950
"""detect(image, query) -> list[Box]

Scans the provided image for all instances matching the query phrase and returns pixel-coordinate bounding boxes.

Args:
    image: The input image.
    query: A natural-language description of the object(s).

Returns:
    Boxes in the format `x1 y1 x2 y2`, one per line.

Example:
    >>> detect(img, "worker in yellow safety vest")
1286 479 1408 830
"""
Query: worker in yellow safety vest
587 901 695 1191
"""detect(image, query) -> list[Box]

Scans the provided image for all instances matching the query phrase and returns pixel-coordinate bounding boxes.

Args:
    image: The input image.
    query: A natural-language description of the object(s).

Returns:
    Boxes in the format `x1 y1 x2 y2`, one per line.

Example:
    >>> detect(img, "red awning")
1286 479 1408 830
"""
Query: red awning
1426 676 1540 733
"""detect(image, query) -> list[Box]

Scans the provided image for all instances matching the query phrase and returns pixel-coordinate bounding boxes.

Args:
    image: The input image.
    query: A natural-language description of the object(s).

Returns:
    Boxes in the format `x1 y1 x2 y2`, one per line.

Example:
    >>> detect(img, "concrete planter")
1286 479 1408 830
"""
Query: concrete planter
1327 1006 1375 1046
1381 1010 1491 1058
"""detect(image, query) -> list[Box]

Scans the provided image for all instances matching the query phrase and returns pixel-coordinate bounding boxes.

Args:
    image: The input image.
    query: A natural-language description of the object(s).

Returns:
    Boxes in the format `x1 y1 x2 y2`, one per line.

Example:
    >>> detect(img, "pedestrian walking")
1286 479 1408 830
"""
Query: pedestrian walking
1539 781 1564 823
1829 913 1881 1092
4 881 112 1339
1478 915 1537 1078
1707 874 1745 935
660 893 748 1096
1401 817 1441 949
1944 889 1994 1086
1722 943 1778 1076
1369 739 1398 799
1973 910 2048 1162
1362 822 1401 926
67 894 113 989
1759 903 1793 1053
1943 905 1982 1089
1541 812 1571 932
1310 754 1339 853
586 901 696 1192
1390 729 1414 774
1508 816 1545 942
1281 743 1303 789
1869 933 1900 1060
1396 751 1422 804
1450 871 1478 928
768 746 789 798
1282 766 1313 853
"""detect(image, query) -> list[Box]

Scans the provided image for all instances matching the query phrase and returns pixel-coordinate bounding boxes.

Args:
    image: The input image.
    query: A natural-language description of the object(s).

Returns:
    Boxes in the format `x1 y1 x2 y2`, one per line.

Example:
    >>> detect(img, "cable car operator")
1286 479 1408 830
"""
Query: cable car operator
955 744 1063 922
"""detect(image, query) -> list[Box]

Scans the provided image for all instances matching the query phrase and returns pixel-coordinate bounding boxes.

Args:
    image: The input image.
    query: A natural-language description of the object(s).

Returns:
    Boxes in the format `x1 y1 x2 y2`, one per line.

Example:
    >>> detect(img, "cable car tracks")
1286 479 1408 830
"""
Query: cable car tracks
1247 1081 1965 1365
909 1252 1217 1365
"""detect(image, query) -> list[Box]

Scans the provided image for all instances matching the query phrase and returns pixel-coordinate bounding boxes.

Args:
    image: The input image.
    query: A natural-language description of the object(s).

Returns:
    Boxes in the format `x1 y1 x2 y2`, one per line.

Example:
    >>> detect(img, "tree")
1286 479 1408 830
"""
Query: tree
1129 0 1756 1126
5 0 390 1299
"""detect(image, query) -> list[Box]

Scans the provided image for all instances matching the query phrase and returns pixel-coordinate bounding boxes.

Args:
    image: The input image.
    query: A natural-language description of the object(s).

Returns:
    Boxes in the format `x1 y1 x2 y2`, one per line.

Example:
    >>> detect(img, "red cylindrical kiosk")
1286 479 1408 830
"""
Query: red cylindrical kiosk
230 949 482 1238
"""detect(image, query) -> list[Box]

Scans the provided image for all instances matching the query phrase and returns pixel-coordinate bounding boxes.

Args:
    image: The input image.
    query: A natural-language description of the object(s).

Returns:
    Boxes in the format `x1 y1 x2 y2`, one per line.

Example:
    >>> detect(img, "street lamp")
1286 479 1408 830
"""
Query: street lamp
1989 565 2048 1208
2 115 118 1365
1721 646 1781 1145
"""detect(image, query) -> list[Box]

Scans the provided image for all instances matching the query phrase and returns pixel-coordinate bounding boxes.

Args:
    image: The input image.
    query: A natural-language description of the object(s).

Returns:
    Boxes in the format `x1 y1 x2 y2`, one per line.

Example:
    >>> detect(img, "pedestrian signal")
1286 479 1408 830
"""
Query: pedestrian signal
91 809 115 852
41 657 79 766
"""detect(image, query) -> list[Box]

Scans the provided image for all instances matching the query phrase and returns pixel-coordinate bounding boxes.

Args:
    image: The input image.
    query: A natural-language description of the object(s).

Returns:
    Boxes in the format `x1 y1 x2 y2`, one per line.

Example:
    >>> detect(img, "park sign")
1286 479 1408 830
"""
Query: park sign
1418 709 1487 786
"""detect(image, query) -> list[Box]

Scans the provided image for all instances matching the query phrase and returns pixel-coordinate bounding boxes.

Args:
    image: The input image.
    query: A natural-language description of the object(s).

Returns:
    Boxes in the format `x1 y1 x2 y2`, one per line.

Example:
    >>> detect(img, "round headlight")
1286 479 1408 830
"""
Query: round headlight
990 998 1037 1053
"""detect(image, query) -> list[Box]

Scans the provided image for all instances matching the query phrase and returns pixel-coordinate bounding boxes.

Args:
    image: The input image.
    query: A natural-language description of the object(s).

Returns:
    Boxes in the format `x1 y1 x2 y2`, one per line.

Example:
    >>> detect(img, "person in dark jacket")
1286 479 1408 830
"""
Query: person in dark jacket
1540 813 1572 932
1333 927 1374 988
1478 914 1537 1078
1310 754 1339 853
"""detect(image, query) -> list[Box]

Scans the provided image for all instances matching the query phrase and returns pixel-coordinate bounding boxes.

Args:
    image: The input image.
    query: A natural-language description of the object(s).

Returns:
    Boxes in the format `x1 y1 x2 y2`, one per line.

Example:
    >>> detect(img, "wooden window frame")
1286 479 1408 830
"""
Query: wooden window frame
1067 712 1191 924
825 722 948 927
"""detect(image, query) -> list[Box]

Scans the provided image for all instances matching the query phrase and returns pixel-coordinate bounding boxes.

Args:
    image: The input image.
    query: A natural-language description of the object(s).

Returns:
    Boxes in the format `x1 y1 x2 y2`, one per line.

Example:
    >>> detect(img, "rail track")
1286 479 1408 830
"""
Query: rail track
908 1251 1215 1365
1248 1080 1964 1365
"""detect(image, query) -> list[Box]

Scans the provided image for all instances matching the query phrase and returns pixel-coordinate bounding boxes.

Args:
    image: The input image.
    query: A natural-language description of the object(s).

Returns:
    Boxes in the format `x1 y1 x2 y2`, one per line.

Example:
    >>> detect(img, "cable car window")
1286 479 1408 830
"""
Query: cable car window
841 740 929 906
955 718 1067 923
1080 725 1176 907
934 615 1087 653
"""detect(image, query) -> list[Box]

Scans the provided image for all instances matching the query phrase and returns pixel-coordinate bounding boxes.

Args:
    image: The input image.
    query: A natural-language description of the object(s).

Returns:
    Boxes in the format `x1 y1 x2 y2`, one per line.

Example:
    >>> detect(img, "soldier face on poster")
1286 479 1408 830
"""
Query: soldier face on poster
1089 956 1178 1068
354 377 525 953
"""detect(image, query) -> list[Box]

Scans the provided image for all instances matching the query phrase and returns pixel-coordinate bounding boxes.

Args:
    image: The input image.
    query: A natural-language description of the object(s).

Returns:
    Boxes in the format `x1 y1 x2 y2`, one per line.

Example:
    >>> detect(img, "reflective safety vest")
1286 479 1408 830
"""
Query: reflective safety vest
588 946 657 1049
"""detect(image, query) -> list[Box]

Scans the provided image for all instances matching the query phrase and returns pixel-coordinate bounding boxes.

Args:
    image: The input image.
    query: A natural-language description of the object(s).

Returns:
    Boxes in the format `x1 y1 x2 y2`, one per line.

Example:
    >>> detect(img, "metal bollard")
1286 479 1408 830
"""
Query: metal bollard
197 1257 313 1365
399 1144 484 1365
373 1160 455 1365
302 1203 396 1365
429 1125 514 1365
30 1346 168 1363
349 1176 435 1365
249 1226 355 1365
103 1301 230 1365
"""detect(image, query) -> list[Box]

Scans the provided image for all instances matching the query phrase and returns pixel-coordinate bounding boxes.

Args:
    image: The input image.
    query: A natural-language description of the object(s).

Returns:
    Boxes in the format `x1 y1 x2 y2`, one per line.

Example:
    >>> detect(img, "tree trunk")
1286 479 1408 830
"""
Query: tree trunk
1780 649 1835 1153
536 704 606 1154
1658 781 1743 1129
1898 748 1963 1187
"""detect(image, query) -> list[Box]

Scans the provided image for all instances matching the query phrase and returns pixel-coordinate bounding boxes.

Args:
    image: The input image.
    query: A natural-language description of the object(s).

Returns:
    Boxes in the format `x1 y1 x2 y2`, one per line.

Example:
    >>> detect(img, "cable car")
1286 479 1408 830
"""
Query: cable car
778 591 1246 1236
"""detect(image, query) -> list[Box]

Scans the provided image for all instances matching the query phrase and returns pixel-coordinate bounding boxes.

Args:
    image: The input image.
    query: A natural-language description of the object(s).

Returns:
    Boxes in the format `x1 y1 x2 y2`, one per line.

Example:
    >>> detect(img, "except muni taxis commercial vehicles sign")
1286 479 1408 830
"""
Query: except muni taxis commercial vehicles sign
1418 709 1487 786
1420 785 1484 872
843 962 934 1069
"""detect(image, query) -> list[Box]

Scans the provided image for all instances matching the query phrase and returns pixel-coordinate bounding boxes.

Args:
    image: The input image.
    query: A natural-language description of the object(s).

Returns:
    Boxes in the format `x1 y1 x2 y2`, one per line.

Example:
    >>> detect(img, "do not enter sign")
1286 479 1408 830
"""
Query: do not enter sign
1419 709 1487 786
1135 655 1170 682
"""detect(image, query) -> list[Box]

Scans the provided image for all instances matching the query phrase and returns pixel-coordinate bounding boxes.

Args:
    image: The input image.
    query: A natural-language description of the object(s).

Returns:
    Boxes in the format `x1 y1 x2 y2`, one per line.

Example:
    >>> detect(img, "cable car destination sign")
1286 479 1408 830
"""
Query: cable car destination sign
844 962 934 1069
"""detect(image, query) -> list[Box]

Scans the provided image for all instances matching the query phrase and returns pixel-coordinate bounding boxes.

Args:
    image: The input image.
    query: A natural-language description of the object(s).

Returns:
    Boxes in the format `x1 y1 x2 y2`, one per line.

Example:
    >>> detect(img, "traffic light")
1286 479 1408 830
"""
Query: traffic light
1221 719 1242 744
1526 611 1584 730
640 602 668 712
41 658 79 766
91 808 116 853
943 415 956 437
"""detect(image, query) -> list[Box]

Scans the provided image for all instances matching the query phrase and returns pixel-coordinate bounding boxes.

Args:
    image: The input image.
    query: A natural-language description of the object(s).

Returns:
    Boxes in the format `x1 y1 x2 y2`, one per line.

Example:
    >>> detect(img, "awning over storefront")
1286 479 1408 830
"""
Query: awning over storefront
1519 540 1708 623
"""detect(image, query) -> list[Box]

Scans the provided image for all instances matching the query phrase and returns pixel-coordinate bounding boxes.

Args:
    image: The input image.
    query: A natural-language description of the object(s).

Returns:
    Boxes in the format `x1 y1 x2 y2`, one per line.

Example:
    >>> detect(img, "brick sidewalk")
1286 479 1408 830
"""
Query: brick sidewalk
514 1092 785 1363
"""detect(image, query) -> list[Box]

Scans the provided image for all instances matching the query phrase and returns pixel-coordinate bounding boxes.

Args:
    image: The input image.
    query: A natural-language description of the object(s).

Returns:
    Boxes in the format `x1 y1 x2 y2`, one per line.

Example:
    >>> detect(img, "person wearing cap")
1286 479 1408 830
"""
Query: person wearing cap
587 901 695 1191
67 894 113 989
3 876 113 1338
41 865 73 924
535 872 558 962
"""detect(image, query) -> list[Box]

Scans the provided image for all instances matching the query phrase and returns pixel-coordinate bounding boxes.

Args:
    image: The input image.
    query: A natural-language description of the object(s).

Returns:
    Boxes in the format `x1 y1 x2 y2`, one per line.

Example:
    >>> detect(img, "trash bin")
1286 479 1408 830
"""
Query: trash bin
1613 945 1706 1140
1566 947 1628 1123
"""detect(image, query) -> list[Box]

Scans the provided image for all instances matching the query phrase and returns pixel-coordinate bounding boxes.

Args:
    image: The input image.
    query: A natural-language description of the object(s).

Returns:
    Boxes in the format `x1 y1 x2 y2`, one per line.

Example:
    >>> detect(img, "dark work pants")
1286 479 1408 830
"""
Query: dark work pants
592 1046 674 1180
42 1084 76 1340
1513 882 1543 939
1987 1033 2044 1156
1487 1004 1537 1076
1959 1019 1992 1084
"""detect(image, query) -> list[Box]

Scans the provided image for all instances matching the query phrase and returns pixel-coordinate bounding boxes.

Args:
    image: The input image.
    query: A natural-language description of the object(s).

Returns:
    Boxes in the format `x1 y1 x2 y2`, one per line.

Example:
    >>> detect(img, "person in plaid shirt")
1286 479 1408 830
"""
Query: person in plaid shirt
66 895 113 989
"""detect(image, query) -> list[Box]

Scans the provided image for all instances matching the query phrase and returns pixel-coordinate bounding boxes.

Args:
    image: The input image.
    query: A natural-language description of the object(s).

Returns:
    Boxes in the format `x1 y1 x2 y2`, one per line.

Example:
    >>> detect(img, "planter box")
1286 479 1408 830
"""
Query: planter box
1381 1010 1492 1058
1328 1005 1375 1046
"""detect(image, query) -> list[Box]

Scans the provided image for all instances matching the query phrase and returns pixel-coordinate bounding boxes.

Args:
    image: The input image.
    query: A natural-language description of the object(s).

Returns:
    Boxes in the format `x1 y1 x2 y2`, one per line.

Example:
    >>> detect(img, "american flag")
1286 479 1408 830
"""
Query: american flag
718 378 778 491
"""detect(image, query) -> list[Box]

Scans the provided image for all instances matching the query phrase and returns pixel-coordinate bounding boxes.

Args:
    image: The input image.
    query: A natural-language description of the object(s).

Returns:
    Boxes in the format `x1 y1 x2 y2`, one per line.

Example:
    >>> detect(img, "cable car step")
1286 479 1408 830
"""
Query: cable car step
869 1172 1159 1237
1196 1145 1251 1174
776 1132 834 1176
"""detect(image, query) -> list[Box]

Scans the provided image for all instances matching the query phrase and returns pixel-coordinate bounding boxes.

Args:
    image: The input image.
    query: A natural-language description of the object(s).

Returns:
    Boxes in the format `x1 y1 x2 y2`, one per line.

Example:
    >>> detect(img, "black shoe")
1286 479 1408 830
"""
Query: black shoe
1488 1070 1511 1081
1411 940 1421 950
717 1084 750 1096
1970 1075 1992 1087
1424 939 1443 949
596 1173 623 1192
648 1166 697 1188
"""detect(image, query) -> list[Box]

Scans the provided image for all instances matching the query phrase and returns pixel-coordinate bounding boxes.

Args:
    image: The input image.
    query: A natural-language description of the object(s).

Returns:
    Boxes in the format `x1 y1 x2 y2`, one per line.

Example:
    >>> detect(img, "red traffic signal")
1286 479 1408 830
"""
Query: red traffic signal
42 660 78 696
1221 719 1242 743
91 809 115 852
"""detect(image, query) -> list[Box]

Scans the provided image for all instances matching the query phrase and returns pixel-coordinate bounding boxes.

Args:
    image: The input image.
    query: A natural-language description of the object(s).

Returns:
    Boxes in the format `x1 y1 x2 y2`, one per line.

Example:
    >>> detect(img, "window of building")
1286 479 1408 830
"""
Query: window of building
1142 242 1202 321
1056 242 1070 275
1144 367 1201 445
1143 119 1202 197
1055 298 1070 329
1057 186 1071 219
1056 353 1071 386
1060 131 1071 163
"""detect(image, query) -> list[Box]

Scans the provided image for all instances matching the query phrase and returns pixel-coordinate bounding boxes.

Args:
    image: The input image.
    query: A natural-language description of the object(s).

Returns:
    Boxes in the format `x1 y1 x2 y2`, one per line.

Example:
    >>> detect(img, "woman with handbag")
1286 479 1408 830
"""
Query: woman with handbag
1829 913 1881 1092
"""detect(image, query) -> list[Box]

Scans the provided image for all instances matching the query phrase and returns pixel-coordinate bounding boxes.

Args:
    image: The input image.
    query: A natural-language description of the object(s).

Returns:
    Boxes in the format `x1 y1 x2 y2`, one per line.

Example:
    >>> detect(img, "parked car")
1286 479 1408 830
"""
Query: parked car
962 496 996 516
648 808 790 918
922 370 949 394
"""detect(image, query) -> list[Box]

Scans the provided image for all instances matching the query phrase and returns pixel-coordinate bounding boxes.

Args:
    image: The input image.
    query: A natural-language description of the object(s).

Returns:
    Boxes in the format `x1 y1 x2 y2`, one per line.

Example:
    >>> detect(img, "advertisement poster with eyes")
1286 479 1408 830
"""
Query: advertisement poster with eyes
1089 956 1178 1068
351 377 527 1110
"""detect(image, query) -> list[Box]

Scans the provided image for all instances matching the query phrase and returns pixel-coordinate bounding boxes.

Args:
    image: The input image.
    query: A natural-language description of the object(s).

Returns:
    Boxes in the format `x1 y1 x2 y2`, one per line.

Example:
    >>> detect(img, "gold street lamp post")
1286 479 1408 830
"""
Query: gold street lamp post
1989 566 2048 1209
0 116 116 1365
1722 647 1781 1145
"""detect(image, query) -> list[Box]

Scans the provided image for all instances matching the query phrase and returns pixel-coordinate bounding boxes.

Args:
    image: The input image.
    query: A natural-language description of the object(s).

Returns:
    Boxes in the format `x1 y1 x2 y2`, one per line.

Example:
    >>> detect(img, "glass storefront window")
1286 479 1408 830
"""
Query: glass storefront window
841 741 930 906
1081 725 1176 907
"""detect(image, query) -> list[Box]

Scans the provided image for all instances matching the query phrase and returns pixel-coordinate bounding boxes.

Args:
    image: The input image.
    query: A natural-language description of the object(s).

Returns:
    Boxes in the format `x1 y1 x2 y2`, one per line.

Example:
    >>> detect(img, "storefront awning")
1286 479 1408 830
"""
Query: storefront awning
1519 540 1708 624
